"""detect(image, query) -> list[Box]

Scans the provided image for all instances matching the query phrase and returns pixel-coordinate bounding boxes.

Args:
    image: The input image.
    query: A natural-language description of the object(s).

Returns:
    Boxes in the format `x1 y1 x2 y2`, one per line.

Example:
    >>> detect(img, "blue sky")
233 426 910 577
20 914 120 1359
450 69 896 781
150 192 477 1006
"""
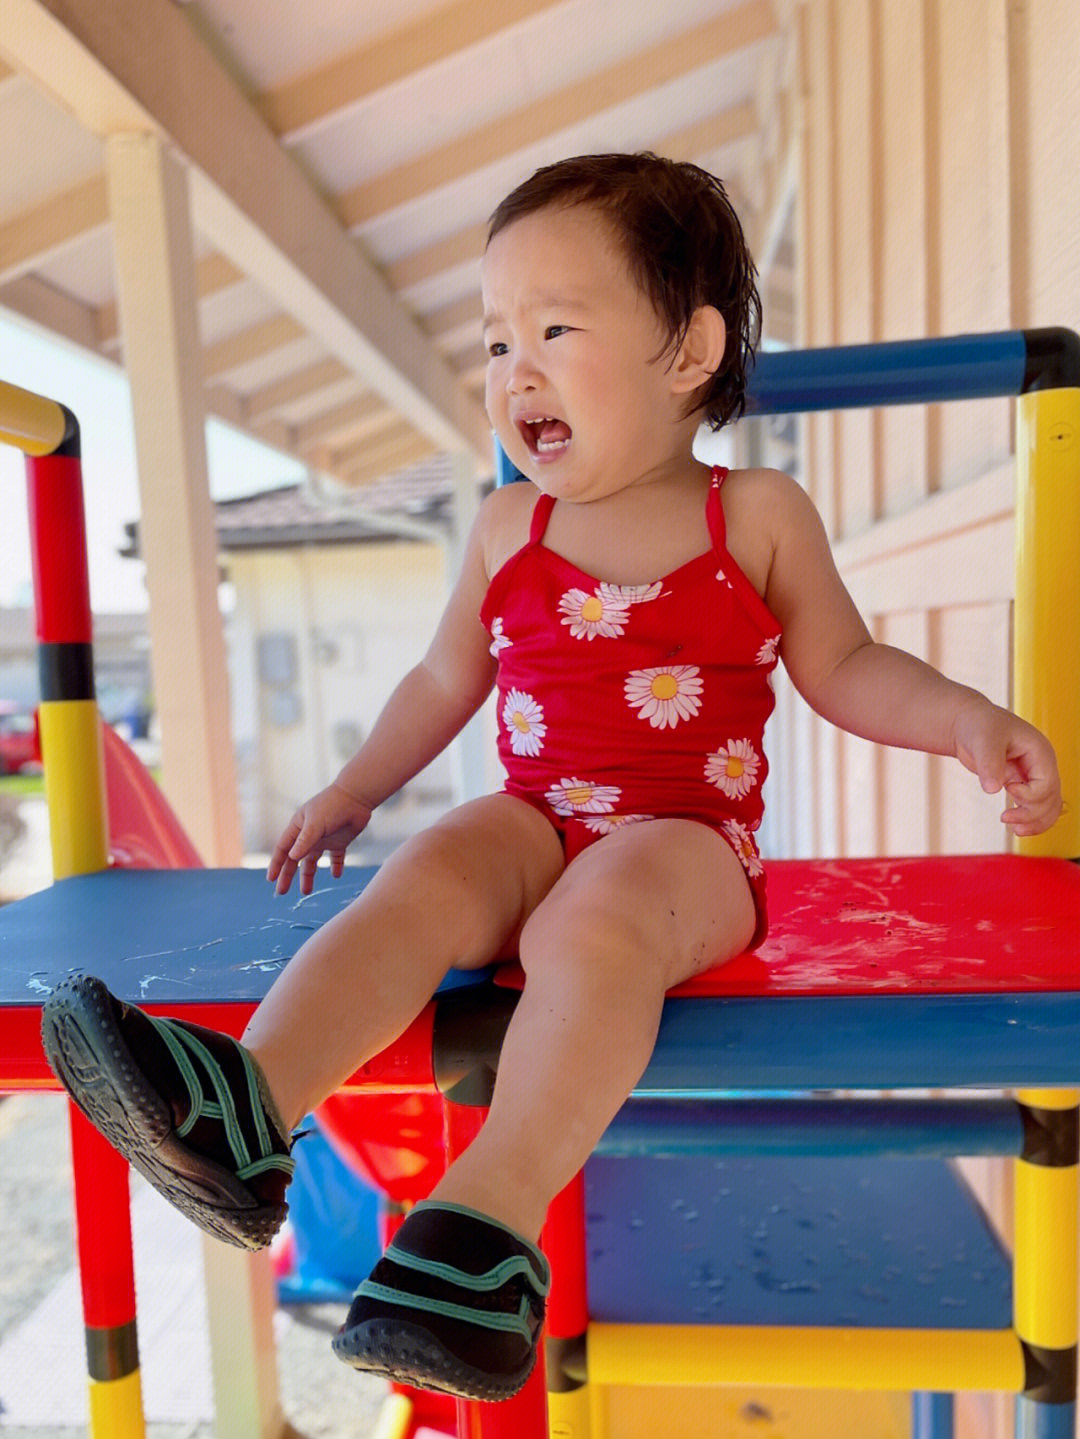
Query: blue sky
0 312 304 612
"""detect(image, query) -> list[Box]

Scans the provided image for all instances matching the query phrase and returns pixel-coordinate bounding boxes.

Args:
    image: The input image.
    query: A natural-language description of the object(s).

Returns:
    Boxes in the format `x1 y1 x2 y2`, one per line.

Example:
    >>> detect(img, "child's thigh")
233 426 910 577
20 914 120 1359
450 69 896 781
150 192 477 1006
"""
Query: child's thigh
519 818 755 990
379 791 565 970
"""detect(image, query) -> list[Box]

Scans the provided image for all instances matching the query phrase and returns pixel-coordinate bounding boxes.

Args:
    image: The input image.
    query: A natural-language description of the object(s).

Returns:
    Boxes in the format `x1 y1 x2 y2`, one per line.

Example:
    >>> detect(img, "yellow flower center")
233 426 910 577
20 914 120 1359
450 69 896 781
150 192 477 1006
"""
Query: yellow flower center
580 596 604 622
565 784 593 805
512 711 531 733
726 756 745 778
651 673 679 700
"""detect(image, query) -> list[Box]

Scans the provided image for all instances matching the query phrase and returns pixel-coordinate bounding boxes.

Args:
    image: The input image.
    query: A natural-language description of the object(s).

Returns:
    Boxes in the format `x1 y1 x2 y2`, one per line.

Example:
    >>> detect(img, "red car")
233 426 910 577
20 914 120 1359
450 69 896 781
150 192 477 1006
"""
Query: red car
0 704 40 776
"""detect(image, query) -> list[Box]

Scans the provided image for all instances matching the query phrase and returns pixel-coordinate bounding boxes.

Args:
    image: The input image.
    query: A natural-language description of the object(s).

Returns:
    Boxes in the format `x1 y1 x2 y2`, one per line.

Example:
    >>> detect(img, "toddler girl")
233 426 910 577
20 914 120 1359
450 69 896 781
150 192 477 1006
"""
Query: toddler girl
42 152 1062 1402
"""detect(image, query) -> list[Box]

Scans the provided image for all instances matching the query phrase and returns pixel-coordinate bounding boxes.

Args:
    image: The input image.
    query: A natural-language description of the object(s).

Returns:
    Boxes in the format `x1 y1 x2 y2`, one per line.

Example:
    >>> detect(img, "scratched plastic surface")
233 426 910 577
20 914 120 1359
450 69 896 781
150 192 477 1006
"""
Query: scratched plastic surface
0 866 469 1005
2 854 1079 1006
584 1153 1013 1329
674 854 1080 997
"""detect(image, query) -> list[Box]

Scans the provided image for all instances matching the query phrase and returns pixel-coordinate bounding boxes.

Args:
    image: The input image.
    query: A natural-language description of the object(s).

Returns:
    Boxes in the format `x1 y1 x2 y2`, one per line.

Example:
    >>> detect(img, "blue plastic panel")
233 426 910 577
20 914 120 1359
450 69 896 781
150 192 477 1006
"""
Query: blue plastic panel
585 1154 1013 1330
641 993 1080 1092
0 866 489 1006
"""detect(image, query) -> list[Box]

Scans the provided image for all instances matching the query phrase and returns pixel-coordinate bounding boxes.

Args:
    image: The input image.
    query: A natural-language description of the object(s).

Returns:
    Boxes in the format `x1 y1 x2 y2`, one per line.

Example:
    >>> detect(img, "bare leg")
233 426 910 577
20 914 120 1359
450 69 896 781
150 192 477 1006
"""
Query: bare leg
426 819 757 1238
242 794 563 1130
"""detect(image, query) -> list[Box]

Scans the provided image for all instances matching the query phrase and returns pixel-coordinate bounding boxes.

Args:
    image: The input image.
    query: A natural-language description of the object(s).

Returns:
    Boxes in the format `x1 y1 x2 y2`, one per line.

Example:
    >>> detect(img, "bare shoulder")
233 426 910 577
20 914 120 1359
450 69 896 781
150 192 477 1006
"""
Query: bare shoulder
719 467 815 597
723 466 811 522
476 481 540 577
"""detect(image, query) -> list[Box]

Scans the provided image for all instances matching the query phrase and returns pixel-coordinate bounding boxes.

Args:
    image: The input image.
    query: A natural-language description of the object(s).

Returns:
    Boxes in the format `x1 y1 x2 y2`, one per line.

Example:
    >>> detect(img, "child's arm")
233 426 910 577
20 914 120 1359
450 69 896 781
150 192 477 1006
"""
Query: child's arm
268 495 500 893
763 473 1063 838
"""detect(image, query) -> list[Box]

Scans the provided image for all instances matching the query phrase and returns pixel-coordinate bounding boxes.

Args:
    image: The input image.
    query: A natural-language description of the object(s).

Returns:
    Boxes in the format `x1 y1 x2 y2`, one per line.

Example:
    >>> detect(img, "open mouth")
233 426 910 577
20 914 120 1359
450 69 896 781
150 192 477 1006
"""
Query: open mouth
516 414 572 458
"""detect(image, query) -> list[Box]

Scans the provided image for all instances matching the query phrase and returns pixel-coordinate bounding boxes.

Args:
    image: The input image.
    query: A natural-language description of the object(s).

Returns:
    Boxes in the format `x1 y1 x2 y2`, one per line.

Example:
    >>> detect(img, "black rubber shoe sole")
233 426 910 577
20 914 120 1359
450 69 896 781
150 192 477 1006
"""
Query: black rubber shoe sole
41 974 286 1251
332 1315 537 1402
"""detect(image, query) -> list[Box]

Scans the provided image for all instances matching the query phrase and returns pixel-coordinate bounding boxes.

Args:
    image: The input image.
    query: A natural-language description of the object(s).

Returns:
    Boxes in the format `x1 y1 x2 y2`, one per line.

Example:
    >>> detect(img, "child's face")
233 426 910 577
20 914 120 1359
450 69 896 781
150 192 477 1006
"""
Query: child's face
482 204 696 501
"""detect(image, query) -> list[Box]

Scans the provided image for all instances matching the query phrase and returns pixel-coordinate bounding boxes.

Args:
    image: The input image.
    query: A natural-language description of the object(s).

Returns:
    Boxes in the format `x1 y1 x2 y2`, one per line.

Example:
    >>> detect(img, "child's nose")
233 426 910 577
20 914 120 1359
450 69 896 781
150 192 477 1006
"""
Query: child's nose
506 351 541 394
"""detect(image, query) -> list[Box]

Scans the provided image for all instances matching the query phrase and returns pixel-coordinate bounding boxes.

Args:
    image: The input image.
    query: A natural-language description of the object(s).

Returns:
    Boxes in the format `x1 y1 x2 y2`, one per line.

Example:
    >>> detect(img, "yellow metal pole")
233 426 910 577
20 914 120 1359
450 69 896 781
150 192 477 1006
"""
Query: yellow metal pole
548 1384 594 1438
1013 386 1080 859
1012 384 1080 1419
0 378 69 456
1014 1149 1079 1351
587 1323 1025 1394
36 700 109 879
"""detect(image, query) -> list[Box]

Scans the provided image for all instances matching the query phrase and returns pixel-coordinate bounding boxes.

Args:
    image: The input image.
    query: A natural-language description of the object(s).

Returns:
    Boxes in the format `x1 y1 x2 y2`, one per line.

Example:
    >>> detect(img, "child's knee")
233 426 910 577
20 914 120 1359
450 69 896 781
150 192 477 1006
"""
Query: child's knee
517 889 666 988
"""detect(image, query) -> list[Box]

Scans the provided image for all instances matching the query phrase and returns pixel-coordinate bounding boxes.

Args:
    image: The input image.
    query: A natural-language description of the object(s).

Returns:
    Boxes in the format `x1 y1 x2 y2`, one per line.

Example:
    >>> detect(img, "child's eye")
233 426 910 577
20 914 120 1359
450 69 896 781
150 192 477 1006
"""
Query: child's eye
545 325 570 340
486 341 508 358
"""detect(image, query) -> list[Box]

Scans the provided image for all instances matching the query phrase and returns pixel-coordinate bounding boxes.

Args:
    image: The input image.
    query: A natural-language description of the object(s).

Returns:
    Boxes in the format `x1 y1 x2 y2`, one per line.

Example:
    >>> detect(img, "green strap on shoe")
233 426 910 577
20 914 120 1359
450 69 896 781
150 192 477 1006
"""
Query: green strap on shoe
382 1242 548 1297
355 1278 539 1339
353 1200 550 1342
148 1017 295 1181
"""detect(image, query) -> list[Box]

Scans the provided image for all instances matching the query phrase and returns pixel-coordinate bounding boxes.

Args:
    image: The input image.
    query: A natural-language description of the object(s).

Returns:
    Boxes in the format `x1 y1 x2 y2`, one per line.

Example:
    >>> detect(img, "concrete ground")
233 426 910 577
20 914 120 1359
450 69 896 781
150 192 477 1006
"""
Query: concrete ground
0 1094 390 1439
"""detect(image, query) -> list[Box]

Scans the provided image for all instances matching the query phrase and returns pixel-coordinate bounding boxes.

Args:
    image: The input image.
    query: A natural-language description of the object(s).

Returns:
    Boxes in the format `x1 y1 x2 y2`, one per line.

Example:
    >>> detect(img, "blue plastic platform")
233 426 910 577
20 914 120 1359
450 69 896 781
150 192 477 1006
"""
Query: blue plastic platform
585 1155 1013 1331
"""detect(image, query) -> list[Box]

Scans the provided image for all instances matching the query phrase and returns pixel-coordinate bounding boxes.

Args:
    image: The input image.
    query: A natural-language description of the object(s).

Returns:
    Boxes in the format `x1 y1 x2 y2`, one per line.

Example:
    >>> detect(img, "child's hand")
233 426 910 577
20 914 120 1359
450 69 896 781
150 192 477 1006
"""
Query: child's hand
952 698 1064 837
267 782 374 895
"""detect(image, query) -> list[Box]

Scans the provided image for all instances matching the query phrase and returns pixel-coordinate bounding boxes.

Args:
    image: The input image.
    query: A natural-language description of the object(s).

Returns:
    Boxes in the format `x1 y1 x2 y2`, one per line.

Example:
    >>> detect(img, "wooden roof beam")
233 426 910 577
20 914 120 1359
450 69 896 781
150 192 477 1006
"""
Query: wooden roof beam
385 103 758 300
202 314 308 381
98 251 243 346
244 358 352 420
257 0 564 141
6 0 489 462
335 431 437 489
294 393 390 450
338 1 778 227
0 174 108 285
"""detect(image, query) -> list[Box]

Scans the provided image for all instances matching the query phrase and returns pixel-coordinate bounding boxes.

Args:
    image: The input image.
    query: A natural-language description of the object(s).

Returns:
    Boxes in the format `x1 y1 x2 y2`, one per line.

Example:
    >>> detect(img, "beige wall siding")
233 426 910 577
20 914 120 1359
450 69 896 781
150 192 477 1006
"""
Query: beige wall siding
784 8 1080 1435
780 0 1078 864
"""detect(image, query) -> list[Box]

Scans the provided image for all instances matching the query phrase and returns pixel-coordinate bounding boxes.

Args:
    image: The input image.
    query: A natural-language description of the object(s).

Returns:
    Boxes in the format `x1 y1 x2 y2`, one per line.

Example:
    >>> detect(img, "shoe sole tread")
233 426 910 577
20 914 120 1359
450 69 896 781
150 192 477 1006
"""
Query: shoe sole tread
41 975 285 1251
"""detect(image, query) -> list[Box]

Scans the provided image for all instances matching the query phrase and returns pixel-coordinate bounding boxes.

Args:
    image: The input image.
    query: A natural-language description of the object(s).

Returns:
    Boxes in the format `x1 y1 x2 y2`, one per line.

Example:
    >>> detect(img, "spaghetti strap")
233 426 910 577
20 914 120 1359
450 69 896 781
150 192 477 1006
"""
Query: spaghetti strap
705 466 730 550
529 491 556 544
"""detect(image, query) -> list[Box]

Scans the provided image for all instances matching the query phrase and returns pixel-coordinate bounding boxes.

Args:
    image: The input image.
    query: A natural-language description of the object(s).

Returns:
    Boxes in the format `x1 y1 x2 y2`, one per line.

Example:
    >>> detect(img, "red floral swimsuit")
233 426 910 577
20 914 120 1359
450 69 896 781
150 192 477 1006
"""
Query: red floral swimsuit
479 466 782 947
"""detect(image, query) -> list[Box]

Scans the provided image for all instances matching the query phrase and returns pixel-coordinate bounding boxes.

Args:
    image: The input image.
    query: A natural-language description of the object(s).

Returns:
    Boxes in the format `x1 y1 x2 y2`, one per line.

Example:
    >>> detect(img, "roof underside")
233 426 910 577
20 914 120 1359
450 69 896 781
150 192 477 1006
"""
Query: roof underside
0 0 797 503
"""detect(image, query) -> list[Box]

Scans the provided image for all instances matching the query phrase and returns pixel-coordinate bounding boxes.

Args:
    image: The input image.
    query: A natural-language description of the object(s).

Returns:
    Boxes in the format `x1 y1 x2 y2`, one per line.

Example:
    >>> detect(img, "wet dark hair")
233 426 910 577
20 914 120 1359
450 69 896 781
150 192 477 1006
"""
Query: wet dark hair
487 152 761 429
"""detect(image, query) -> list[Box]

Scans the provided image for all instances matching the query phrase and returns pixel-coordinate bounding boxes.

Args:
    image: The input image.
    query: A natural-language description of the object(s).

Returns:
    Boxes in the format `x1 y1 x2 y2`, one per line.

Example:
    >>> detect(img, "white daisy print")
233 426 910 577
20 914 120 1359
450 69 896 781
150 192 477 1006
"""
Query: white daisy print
558 586 631 640
502 689 546 757
723 818 764 878
602 581 663 605
489 617 512 658
756 635 780 666
546 778 622 816
625 664 703 729
580 813 654 834
705 740 761 799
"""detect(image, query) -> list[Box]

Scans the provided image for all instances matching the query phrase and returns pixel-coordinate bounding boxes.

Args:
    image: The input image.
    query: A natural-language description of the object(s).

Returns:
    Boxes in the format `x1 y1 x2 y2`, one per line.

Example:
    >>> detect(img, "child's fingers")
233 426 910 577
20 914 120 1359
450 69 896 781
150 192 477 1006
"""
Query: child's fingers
1001 791 1064 834
267 819 303 883
273 855 298 894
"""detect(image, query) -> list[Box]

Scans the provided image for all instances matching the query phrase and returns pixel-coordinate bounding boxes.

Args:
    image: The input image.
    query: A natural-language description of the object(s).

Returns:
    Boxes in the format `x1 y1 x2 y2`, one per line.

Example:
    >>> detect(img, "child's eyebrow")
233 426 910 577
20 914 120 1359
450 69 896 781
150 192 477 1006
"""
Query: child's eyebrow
482 292 590 329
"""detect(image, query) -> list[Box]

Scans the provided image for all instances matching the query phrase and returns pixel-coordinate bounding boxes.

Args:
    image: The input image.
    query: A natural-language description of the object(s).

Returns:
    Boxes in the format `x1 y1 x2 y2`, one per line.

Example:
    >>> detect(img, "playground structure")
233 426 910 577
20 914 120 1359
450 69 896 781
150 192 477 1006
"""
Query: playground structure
0 329 1077 1439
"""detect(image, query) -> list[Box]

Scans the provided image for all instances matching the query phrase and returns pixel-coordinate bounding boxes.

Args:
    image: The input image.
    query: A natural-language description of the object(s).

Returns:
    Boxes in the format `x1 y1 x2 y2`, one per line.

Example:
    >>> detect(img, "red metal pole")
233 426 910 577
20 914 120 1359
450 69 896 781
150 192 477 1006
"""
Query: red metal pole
26 450 93 646
69 1106 137 1332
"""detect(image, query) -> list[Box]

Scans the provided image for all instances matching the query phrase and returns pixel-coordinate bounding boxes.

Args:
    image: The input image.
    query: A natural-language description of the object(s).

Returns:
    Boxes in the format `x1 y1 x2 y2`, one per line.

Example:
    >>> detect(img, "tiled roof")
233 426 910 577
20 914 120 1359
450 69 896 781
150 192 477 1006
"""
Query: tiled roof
123 453 478 555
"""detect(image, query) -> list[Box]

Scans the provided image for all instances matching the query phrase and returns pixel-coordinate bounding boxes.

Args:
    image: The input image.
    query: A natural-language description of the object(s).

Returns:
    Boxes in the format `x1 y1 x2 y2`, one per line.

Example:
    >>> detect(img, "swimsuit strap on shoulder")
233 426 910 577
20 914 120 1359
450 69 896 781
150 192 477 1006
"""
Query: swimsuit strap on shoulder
706 465 730 550
529 491 556 543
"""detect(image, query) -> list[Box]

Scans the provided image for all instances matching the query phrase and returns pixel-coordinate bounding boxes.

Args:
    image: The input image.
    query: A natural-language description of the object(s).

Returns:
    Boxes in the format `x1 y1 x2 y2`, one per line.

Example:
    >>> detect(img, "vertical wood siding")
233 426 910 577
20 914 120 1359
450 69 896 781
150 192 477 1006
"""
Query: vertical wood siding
783 7 1080 1432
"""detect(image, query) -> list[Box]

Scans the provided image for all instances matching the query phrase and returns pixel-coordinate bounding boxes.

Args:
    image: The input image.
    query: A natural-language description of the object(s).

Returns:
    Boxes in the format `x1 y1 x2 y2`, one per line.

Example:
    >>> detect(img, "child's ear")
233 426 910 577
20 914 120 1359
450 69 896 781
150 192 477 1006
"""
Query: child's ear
669 306 726 394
